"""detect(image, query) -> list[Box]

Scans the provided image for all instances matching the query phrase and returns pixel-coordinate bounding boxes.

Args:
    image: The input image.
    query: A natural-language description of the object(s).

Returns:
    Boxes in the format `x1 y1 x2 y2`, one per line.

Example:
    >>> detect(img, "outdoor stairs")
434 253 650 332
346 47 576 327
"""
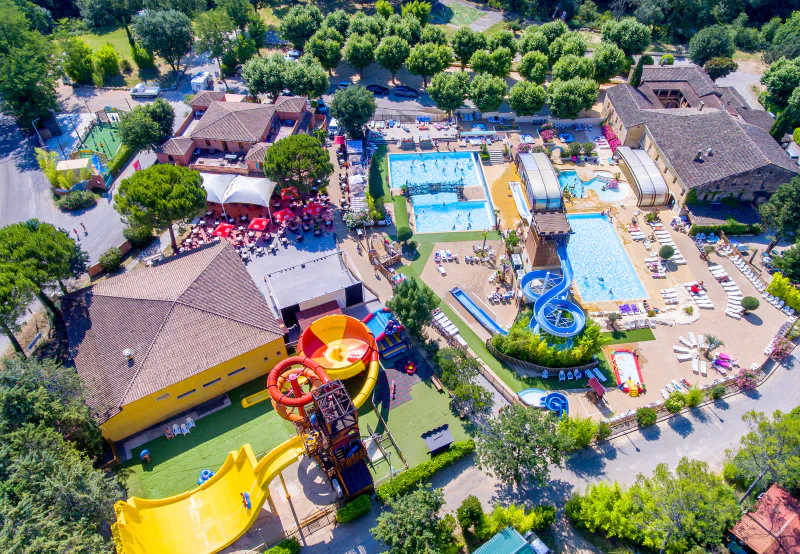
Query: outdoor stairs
488 150 505 164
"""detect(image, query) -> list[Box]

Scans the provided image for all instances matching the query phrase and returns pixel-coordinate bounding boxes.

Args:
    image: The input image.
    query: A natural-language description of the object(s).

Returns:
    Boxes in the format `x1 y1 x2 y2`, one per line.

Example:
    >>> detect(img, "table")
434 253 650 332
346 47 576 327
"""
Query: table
224 154 238 162
421 425 454 455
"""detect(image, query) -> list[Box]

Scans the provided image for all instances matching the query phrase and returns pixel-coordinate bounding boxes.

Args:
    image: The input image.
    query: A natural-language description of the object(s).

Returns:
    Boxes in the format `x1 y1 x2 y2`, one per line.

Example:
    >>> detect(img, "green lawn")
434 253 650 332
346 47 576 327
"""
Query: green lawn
120 378 295 499
77 28 161 86
602 327 656 345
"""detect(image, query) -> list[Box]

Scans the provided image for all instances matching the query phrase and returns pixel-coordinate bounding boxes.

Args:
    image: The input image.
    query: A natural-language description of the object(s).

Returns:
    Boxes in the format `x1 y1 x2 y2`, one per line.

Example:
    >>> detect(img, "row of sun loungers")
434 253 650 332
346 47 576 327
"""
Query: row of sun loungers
435 250 458 263
731 257 768 294
683 281 714 309
652 231 687 265
660 287 678 305
551 367 607 382
624 319 655 330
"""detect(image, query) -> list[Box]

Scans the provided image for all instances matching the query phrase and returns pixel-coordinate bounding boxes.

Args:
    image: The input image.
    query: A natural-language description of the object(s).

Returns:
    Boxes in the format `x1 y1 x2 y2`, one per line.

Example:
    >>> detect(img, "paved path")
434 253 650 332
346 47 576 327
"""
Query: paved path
298 352 798 553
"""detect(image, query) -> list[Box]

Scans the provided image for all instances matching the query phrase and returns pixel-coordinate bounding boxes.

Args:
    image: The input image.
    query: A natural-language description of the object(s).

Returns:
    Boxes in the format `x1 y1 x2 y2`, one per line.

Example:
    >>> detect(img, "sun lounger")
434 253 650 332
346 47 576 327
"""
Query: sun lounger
679 336 692 348
661 389 670 399
665 383 675 393
660 288 674 294
674 346 691 353
725 309 742 319
700 361 707 376
584 368 594 379
594 371 607 382
697 334 705 348
692 358 699 374
672 379 685 392
688 332 698 347
676 354 693 362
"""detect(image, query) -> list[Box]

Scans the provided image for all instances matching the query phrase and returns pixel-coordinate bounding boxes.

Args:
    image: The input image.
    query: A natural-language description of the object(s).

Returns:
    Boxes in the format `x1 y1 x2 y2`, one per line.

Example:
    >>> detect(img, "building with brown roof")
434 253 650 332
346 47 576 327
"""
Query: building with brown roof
62 241 288 442
603 65 799 207
157 96 313 168
730 484 800 554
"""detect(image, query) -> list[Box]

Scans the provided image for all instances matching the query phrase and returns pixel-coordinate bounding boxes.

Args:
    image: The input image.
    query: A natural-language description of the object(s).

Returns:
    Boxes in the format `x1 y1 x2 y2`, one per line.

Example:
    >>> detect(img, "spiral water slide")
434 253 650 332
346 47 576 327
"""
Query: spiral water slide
113 315 380 554
520 243 586 338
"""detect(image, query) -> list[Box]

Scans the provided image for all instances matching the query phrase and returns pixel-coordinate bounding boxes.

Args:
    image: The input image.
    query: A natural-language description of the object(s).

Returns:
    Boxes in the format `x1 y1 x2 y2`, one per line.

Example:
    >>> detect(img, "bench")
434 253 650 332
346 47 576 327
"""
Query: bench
431 374 444 393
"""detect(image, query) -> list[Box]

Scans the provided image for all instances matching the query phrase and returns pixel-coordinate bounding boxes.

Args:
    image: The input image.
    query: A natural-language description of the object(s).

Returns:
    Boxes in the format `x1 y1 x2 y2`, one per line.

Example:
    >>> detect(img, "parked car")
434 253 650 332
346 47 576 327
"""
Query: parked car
283 119 294 126
130 82 160 98
472 123 487 131
316 98 327 113
338 81 350 90
366 84 390 96
394 85 418 98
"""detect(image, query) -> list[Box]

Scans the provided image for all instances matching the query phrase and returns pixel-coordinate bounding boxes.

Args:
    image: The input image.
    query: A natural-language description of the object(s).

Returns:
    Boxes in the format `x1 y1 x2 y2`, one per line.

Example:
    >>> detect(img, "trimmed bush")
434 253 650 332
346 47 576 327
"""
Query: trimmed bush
595 420 612 441
741 296 760 312
457 494 483 530
659 245 675 259
474 504 556 541
660 54 674 65
397 227 413 242
335 494 371 524
376 440 475 502
665 391 687 414
265 537 300 554
108 144 135 176
56 190 97 211
689 221 763 237
708 383 727 400
636 406 657 427
686 387 704 408
99 247 123 272
123 225 155 248
768 273 800 312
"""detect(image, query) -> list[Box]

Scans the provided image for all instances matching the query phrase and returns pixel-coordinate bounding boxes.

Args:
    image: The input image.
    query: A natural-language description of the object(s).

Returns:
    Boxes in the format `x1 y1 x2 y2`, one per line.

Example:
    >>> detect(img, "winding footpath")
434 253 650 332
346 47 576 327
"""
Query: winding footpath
298 352 799 553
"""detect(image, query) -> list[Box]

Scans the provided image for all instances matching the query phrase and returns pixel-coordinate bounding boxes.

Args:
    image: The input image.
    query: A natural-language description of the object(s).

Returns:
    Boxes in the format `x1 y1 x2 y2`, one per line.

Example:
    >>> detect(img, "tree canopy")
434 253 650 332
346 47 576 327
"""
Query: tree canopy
285 57 329 99
241 53 289 101
371 485 451 553
133 9 193 71
548 77 599 119
552 54 595 81
328 85 377 138
476 404 565 487
758 176 800 252
279 4 322 50
401 0 431 25
507 81 547 117
704 57 738 79
306 26 344 74
470 47 513 78
385 278 439 339
348 12 385 38
195 8 236 71
772 244 800 281
343 32 377 77
688 24 735 66
761 57 800 110
406 42 452 86
601 18 652 56
592 42 626 82
469 73 507 113
434 347 493 416
451 26 486 68
517 28 548 56
428 70 470 115
375 35 411 82
118 98 174 152
114 165 206 253
517 51 549 84
385 14 421 45
262 134 333 200
0 268 35 355
547 32 587 65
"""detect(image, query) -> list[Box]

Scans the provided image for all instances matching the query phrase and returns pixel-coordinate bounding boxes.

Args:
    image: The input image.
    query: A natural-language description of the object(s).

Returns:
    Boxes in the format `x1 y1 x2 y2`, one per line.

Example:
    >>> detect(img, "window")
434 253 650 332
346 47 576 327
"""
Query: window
155 392 170 401
228 367 246 377
177 389 197 400
203 378 222 388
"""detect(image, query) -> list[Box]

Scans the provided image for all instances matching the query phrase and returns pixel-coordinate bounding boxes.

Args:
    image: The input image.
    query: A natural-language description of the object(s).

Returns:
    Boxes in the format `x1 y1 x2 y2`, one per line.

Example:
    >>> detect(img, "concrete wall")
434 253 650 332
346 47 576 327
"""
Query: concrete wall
524 227 561 269
100 337 288 442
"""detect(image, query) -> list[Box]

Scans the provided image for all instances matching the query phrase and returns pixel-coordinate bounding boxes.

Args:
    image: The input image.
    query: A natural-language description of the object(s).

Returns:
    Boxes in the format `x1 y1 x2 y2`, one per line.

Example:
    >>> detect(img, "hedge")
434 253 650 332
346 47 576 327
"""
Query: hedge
768 272 800 312
689 221 763 237
375 440 475 503
265 537 300 554
335 494 371 523
55 190 97 211
108 144 135 176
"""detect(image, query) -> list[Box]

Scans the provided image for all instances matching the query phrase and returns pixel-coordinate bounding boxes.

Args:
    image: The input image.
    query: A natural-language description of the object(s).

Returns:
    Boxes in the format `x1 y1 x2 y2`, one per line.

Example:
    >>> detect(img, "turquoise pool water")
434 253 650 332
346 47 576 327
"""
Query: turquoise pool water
567 214 646 302
558 170 630 203
390 152 494 233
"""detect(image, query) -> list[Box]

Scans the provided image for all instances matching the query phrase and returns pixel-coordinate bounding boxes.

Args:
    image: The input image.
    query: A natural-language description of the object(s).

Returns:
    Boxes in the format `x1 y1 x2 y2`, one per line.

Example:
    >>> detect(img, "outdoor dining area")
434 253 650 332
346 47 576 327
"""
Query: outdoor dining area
180 179 335 261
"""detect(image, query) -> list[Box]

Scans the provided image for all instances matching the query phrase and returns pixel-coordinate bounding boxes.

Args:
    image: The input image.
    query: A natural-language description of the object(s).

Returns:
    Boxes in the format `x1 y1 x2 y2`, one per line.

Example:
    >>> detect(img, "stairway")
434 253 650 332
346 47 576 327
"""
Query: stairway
488 150 505 164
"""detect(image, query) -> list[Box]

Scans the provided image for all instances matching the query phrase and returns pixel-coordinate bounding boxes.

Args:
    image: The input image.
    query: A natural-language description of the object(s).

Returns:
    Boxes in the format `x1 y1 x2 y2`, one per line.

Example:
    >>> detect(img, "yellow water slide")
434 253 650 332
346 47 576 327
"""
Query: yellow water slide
113 435 305 554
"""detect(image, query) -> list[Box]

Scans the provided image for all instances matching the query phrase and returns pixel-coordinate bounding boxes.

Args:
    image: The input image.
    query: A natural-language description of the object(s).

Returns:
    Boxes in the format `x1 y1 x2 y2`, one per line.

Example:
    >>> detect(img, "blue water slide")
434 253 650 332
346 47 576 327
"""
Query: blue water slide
544 392 569 418
519 243 586 338
450 287 507 336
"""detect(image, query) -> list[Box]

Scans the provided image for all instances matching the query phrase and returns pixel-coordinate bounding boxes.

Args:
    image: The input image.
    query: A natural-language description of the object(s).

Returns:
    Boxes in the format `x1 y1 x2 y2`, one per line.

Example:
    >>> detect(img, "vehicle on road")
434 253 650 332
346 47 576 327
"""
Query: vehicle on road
316 98 327 113
366 84 390 96
130 83 160 98
191 72 213 92
337 82 350 90
394 85 418 98
284 50 301 61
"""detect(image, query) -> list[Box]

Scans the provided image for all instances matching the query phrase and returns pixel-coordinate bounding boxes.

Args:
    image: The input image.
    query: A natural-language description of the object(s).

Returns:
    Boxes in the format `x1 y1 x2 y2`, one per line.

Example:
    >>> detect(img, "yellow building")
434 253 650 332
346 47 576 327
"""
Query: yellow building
62 241 287 445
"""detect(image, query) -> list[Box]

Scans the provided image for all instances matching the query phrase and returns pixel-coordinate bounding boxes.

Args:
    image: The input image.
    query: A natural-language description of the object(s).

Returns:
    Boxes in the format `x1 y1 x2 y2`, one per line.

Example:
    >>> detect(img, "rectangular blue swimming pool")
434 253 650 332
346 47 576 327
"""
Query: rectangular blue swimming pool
567 214 646 302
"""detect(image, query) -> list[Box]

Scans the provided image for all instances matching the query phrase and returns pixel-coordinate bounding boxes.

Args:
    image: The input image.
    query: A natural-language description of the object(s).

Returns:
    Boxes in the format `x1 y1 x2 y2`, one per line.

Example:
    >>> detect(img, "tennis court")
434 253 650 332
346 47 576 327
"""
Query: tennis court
430 1 485 26
81 121 123 159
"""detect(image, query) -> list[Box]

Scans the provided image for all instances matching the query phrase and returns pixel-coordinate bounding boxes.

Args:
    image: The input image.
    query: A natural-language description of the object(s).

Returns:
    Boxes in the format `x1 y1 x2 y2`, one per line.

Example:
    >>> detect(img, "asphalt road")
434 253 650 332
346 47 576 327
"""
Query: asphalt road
300 352 799 553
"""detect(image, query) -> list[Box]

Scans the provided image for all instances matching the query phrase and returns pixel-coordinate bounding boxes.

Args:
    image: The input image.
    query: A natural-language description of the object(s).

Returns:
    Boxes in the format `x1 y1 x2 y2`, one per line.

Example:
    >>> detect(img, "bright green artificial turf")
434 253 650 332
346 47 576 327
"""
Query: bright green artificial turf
601 327 656 344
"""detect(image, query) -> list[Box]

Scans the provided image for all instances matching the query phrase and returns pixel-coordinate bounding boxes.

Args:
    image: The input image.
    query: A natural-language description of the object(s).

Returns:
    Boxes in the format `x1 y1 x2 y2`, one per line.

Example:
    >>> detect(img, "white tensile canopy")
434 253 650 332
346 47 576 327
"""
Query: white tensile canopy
200 173 278 216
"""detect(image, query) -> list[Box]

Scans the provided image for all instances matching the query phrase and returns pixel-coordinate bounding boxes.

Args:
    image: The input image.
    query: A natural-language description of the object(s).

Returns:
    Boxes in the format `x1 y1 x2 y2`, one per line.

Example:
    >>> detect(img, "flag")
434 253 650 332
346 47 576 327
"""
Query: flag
133 159 142 172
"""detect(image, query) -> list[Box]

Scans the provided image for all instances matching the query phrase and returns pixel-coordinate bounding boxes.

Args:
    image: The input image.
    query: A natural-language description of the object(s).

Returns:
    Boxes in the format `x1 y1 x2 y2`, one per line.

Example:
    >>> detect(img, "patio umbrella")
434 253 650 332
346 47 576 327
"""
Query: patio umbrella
211 223 234 237
273 208 295 223
248 217 269 231
333 135 345 145
303 202 324 217
280 186 298 200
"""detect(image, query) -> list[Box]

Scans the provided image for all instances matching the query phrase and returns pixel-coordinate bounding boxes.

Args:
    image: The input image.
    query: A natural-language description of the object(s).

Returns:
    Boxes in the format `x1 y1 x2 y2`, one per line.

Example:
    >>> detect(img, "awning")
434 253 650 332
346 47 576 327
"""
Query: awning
212 223 234 237
223 175 277 208
349 174 365 185
201 173 235 205
587 377 605 397
248 217 269 231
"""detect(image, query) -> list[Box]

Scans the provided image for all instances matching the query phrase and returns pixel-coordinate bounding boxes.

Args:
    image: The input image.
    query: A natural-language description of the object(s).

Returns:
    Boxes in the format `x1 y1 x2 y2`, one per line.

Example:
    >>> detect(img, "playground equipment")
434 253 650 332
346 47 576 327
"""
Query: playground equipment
113 315 380 554
450 287 507 335
520 243 586 338
610 349 644 396
363 308 408 359
517 388 569 418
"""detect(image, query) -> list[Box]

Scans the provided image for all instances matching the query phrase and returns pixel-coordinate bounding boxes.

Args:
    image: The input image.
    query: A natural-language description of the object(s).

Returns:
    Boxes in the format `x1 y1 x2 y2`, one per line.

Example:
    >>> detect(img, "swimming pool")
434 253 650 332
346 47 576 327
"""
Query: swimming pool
558 170 631 203
567 214 646 302
389 152 494 233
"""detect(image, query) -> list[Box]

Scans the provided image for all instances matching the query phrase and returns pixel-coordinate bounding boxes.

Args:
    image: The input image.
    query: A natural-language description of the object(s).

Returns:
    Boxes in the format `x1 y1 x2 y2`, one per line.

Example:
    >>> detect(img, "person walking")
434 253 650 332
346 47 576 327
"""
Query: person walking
80 222 87 234
73 229 80 240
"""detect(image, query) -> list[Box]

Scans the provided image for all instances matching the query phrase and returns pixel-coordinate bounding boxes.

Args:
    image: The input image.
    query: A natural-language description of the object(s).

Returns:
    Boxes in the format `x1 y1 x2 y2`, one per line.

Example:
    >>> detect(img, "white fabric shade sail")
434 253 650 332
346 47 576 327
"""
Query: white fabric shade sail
200 173 278 214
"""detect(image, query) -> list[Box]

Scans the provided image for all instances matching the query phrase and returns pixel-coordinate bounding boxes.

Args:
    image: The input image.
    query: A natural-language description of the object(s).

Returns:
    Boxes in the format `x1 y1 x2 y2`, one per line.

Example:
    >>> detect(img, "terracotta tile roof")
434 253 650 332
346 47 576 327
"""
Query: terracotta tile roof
641 65 717 97
190 101 276 142
274 95 309 114
189 91 226 107
245 142 271 162
731 485 800 554
157 137 194 156
62 242 286 423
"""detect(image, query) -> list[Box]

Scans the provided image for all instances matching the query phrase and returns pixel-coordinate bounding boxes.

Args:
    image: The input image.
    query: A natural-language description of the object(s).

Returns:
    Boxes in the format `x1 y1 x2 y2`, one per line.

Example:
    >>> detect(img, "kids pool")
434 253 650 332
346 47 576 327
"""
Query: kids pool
558 170 631 203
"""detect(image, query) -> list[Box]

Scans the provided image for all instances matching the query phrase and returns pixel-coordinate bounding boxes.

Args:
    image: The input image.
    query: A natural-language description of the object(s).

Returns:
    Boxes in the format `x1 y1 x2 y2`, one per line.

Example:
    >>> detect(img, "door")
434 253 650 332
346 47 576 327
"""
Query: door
222 141 228 152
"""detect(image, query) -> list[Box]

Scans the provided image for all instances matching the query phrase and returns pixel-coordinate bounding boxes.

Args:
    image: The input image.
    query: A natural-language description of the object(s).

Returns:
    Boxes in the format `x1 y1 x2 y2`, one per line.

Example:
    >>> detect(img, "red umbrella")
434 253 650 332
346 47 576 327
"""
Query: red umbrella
273 208 295 223
587 377 605 398
248 217 269 231
333 135 345 145
303 202 324 217
212 223 234 237
280 186 299 200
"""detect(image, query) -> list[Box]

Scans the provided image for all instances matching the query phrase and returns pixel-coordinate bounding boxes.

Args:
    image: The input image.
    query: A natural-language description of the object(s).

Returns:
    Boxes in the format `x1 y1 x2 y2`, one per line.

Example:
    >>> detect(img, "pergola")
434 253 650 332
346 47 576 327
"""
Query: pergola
200 173 278 217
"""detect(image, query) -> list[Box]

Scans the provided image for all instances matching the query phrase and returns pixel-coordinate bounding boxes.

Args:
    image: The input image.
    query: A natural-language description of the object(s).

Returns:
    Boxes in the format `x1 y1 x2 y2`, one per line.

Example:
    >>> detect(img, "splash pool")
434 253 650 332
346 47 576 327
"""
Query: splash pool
558 170 631 203
567 214 646 302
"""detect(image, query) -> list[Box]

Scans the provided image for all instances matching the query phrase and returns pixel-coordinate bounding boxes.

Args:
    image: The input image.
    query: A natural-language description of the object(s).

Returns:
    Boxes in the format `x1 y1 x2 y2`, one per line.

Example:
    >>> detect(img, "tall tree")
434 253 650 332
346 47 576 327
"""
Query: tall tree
547 32 587 65
592 41 626 82
375 0 393 19
517 28 548 56
428 70 470 116
242 53 287 101
263 134 333 196
451 26 486 69
507 81 546 117
324 9 350 37
406 42 452 86
279 4 322 50
761 57 800 110
285 57 329 99
375 35 410 83
117 98 174 151
420 24 446 45
488 29 517 54
517 51 549 84
385 278 438 339
0 269 35 356
725 409 800 502
758 176 800 253
62 37 94 85
629 458 741 554
385 14 421 45
371 485 450 553
343 32 377 78
194 8 236 75
401 0 431 25
548 77 599 119
306 26 344 75
217 0 254 34
132 9 193 71
114 165 206 253
772 243 800 281
469 73 507 113
538 19 568 43
601 18 652 56
552 54 595 81
434 347 493 416
688 24 735 66
704 57 738 80
475 404 565 488
470 47 513 78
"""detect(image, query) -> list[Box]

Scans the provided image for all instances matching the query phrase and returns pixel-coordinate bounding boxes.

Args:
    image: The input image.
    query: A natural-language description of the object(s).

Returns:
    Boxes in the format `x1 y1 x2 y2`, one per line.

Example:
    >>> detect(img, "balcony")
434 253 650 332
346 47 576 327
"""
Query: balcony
189 151 248 175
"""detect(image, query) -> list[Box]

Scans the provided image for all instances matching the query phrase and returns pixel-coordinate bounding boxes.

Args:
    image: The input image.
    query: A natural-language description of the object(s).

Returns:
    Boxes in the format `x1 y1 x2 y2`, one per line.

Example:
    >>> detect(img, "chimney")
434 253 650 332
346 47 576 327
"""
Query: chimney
699 101 705 111
707 147 713 156
694 150 703 162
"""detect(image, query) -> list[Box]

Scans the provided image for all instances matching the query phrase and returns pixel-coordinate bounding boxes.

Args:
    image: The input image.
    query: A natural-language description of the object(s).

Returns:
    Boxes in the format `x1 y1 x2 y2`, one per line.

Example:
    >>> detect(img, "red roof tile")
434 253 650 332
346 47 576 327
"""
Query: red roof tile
731 485 800 554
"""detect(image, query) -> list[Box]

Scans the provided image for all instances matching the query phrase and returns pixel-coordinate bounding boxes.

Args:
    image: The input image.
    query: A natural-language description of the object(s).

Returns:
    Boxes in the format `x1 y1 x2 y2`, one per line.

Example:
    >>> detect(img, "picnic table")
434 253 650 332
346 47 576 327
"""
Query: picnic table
421 424 454 455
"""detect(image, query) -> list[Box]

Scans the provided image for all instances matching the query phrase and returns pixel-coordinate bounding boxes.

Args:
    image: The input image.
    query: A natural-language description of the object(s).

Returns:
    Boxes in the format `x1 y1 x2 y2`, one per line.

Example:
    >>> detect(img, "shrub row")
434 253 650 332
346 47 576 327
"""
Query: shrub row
768 272 800 312
375 439 475 503
265 537 300 554
335 494 371 524
108 144 135 176
689 221 763 237
55 190 97 211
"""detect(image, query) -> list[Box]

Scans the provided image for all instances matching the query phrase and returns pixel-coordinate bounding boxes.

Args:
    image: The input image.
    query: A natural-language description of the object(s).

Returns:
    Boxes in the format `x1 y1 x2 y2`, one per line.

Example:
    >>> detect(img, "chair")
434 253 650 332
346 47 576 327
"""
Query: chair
541 370 548 379
559 370 566 381
574 369 583 379
186 417 196 429
164 427 174 440
180 423 190 435
172 424 181 437
567 371 574 380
